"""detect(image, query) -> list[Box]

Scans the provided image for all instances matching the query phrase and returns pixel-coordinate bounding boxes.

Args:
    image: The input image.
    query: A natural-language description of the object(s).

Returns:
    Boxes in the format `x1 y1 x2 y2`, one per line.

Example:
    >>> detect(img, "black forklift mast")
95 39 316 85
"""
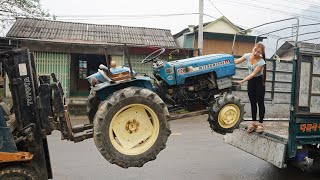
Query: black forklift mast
0 48 94 179
1 48 53 179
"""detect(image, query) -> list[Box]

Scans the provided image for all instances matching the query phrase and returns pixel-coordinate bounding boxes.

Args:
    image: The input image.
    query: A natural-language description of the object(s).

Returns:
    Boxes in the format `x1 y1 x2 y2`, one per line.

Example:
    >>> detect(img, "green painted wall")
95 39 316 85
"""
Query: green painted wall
34 52 71 97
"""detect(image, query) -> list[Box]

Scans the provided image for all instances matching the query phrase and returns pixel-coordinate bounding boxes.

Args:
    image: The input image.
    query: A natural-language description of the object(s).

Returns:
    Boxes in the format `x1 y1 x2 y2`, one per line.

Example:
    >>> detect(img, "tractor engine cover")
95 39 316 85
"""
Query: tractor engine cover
154 54 236 86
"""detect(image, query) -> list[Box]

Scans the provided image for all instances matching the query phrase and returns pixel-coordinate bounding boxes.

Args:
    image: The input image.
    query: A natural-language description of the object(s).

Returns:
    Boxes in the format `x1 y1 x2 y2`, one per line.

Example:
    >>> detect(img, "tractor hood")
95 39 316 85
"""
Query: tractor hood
168 54 233 68
155 54 236 85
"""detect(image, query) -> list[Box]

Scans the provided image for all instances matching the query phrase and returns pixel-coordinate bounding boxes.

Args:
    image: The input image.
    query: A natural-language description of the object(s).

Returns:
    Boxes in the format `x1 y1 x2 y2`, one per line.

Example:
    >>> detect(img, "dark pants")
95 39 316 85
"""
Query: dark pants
247 75 265 123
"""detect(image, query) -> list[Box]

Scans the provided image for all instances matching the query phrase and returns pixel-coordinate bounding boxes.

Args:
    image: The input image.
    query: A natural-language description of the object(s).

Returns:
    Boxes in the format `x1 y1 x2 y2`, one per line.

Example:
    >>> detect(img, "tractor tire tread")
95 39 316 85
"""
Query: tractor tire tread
93 87 171 168
86 89 101 123
0 165 38 179
208 93 245 134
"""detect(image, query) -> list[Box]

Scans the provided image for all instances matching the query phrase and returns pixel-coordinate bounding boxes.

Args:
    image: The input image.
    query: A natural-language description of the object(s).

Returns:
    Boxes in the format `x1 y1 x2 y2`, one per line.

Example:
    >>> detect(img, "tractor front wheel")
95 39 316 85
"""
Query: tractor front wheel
93 87 171 168
208 93 244 134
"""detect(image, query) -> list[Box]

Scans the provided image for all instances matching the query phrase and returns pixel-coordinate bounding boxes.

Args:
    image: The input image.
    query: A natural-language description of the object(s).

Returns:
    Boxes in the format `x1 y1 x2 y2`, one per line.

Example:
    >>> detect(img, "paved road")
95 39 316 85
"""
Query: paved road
48 115 319 180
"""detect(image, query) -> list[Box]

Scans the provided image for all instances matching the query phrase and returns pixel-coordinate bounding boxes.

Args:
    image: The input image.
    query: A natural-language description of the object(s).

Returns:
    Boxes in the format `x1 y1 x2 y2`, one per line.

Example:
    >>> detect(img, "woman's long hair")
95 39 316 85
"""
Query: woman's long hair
256 43 267 86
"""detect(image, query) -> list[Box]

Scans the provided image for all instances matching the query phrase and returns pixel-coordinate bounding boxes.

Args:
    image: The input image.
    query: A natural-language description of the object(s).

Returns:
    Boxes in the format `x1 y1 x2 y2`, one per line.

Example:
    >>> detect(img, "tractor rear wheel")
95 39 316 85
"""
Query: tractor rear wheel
0 165 39 180
93 87 171 168
208 93 244 134
86 89 100 123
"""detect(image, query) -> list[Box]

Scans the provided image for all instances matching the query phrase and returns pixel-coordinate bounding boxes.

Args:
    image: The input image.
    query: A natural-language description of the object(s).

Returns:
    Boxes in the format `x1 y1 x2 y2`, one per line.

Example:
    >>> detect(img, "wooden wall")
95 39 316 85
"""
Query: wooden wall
194 39 256 56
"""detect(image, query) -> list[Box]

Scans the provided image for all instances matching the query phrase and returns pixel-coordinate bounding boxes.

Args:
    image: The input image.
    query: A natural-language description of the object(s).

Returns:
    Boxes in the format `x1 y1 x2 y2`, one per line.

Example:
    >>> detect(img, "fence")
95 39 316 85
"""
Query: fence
233 57 293 119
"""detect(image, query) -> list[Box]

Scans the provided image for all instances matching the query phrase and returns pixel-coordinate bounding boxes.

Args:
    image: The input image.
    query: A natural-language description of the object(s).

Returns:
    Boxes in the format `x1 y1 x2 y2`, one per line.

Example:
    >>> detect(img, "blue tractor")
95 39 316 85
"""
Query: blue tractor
87 48 244 168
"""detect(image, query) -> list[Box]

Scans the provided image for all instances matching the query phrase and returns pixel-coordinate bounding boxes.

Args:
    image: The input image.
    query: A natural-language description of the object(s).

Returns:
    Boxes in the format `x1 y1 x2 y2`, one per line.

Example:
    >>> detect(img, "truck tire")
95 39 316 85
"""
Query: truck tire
86 89 100 123
208 93 244 134
0 165 38 179
93 87 171 168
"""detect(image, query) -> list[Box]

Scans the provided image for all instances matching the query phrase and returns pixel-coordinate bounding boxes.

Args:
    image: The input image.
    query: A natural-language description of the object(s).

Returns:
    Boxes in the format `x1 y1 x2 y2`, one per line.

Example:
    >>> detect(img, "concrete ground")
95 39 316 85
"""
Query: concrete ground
47 115 320 180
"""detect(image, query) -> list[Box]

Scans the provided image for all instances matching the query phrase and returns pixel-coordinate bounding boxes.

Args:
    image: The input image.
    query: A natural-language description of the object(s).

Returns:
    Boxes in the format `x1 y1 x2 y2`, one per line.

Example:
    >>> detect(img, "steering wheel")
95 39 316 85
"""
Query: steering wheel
141 48 165 63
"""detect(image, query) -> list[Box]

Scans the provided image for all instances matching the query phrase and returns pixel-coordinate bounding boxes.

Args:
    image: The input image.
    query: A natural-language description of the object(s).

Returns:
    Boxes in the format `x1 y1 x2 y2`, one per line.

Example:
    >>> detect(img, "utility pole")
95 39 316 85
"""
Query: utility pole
198 0 204 55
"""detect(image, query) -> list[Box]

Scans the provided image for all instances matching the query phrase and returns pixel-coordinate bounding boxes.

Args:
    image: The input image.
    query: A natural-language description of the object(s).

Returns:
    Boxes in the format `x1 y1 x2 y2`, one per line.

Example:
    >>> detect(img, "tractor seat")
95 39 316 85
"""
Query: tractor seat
99 62 132 81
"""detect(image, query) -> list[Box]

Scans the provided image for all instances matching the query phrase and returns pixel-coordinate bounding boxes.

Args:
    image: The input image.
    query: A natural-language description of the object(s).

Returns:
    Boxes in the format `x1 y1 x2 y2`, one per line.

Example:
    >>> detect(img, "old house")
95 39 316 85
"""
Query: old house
5 18 179 97
276 41 320 60
174 16 265 56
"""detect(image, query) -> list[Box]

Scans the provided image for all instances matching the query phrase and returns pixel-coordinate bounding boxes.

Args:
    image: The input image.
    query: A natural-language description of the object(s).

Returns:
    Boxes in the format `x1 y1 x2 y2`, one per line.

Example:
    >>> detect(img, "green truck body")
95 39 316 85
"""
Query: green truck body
225 47 320 170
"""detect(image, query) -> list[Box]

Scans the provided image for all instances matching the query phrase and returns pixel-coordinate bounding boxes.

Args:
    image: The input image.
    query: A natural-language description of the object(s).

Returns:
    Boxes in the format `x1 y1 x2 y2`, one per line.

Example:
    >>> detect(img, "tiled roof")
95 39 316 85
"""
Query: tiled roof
6 18 178 48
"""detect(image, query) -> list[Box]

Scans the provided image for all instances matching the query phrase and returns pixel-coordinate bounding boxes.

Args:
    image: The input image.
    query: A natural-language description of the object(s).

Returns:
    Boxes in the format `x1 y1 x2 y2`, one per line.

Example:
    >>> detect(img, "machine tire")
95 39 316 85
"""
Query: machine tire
93 87 171 168
86 89 101 123
208 93 244 134
312 158 320 171
305 156 320 172
0 165 39 180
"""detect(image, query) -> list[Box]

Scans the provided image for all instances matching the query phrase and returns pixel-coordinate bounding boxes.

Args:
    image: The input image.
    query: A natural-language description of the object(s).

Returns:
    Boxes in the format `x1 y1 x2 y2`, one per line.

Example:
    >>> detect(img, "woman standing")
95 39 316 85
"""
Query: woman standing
234 43 267 133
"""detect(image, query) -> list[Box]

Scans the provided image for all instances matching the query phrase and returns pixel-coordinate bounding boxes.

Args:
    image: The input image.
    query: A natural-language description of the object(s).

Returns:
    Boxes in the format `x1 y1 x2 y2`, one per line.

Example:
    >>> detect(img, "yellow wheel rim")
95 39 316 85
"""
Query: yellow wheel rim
218 104 240 128
109 104 159 155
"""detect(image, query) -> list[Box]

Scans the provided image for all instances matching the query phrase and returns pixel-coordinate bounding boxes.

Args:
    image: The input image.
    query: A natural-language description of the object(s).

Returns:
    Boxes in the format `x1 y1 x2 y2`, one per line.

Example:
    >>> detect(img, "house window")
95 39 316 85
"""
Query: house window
79 60 87 79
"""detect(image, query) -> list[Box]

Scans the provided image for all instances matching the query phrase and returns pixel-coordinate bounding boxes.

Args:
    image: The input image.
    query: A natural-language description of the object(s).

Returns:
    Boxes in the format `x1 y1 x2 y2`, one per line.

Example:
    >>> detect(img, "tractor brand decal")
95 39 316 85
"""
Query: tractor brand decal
24 77 33 106
300 123 320 132
177 60 230 75
198 60 230 70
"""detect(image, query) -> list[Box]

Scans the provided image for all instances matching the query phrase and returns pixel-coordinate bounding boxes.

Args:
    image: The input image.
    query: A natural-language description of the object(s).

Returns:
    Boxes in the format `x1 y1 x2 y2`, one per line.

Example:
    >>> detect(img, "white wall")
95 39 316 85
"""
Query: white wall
204 21 238 34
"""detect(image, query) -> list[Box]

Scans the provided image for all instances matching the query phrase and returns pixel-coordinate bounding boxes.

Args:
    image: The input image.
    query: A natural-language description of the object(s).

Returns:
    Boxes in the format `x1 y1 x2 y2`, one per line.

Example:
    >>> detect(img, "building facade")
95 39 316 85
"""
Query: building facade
174 16 265 56
6 18 180 97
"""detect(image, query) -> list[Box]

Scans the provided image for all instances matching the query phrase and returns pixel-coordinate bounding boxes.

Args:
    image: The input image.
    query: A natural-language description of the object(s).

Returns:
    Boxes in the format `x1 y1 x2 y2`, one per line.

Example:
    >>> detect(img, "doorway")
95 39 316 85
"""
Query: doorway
70 53 108 96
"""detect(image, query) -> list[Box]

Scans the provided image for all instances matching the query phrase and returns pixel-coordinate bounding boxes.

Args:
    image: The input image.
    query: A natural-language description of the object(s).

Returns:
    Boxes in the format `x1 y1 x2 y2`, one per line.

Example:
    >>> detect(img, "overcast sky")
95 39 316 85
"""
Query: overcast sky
40 0 318 33
40 0 320 54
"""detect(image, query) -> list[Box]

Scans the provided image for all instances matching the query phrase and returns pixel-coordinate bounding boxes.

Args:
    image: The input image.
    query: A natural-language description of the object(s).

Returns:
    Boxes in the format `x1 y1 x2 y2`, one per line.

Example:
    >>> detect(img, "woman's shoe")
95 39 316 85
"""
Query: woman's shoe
256 123 264 133
247 123 256 133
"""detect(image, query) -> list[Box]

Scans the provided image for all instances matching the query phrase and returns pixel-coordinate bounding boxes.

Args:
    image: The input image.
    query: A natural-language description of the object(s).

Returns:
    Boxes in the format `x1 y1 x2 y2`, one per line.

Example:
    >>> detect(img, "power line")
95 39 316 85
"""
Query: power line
205 0 320 43
56 13 199 18
202 5 296 53
203 6 294 44
205 0 281 40
56 13 201 21
284 0 320 9
57 13 216 22
203 13 217 19
204 0 294 42
214 0 320 22
245 0 320 15
303 0 320 3
207 0 225 17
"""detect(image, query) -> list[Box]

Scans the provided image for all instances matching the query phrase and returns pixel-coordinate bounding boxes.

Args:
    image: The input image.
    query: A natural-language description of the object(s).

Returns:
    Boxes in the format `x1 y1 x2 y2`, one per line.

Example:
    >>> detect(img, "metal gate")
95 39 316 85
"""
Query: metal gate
34 52 71 97
296 55 320 114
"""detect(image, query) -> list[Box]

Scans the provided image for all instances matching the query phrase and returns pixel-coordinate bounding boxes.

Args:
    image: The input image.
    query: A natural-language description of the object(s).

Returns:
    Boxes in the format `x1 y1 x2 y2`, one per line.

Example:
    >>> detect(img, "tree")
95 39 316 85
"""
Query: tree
0 0 50 34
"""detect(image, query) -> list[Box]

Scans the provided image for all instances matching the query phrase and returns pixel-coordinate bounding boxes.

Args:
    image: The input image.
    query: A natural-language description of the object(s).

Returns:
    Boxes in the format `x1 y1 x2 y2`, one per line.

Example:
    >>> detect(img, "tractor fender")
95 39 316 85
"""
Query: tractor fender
91 76 154 101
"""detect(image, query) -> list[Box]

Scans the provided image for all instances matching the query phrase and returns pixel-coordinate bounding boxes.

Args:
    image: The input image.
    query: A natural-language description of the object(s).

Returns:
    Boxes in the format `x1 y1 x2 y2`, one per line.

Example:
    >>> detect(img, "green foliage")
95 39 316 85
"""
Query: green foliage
0 0 50 33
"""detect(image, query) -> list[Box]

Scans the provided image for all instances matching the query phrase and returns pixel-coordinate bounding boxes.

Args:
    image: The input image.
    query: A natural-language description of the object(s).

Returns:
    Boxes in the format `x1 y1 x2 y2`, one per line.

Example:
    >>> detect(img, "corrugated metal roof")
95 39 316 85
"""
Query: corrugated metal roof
276 41 320 56
6 18 178 48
